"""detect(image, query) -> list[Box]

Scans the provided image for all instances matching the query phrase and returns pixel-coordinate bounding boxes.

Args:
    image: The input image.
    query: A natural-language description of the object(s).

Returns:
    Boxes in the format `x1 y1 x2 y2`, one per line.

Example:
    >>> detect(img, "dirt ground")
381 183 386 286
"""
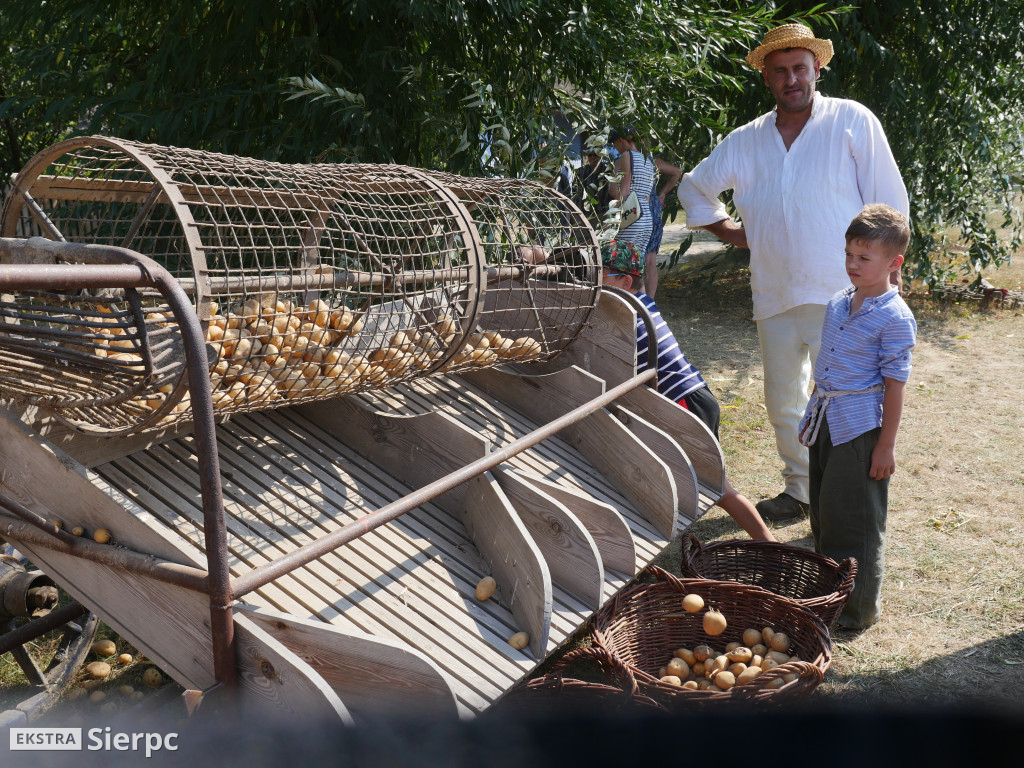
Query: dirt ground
651 243 1024 708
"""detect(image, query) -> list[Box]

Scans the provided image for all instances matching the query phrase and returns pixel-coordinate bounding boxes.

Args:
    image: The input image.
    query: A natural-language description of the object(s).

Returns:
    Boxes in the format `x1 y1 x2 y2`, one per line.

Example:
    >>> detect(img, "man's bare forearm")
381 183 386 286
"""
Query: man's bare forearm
701 218 748 249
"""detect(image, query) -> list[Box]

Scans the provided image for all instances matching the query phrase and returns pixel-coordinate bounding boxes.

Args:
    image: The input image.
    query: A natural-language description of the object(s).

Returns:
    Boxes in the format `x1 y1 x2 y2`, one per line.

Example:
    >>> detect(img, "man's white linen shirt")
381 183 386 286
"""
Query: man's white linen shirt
678 94 909 321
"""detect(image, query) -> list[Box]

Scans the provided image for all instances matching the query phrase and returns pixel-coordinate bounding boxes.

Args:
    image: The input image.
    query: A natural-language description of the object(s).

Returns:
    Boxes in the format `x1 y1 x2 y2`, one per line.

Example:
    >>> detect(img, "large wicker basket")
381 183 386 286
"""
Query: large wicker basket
590 565 831 709
679 533 857 630
495 646 667 715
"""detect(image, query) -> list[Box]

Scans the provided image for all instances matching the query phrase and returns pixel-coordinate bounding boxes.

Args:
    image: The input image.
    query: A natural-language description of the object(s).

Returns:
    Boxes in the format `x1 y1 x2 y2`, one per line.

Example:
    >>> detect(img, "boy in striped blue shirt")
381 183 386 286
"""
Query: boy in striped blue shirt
799 204 917 630
601 241 774 541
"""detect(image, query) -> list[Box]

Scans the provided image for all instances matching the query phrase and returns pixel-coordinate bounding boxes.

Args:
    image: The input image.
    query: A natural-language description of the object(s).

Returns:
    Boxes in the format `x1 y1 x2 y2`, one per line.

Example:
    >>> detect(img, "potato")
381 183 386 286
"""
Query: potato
703 608 727 636
762 627 775 644
728 662 747 676
750 655 764 669
508 632 529 651
782 672 799 684
91 639 116 657
67 687 88 702
666 658 689 679
118 685 135 697
131 690 146 702
117 653 134 665
71 526 85 537
659 675 682 687
766 650 791 665
674 647 696 666
765 677 785 690
89 691 107 703
85 661 111 680
142 668 163 688
736 666 763 685
691 661 705 677
743 628 763 647
713 670 736 690
697 679 713 691
475 576 497 601
769 632 791 653
727 646 753 664
751 643 768 658
761 658 779 671
693 644 714 662
658 666 667 679
682 593 704 613
724 641 741 653
93 528 111 544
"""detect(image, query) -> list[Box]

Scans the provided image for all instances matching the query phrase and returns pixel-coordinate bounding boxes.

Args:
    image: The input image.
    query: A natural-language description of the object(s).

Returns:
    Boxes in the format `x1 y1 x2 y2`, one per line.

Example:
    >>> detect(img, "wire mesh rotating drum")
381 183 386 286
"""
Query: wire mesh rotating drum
0 136 600 435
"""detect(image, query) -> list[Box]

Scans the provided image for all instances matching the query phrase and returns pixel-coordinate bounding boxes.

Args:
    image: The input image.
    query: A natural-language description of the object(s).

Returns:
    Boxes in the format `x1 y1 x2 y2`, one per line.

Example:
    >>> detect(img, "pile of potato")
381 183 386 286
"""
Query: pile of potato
656 625 804 692
132 297 546 414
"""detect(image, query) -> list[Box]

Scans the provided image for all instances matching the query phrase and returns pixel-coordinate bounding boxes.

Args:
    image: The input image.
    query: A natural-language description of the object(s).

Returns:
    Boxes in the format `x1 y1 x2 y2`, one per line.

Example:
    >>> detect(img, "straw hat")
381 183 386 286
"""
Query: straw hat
745 23 833 70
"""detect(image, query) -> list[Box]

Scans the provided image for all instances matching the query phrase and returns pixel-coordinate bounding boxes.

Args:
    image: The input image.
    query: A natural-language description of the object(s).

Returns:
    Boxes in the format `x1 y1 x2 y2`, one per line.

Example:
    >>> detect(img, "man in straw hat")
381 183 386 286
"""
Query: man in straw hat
677 23 909 524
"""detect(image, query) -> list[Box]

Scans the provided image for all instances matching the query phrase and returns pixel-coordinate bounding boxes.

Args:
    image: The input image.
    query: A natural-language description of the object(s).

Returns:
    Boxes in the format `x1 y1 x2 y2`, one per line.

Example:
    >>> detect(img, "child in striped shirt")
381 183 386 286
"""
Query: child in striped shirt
798 204 916 630
601 241 774 541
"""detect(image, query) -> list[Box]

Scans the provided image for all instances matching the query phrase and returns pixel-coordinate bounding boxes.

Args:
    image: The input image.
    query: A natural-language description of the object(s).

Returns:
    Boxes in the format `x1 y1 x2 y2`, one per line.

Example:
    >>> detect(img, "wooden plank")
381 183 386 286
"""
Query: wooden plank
3 541 216 691
617 384 726 498
511 471 636 576
460 365 606 426
492 464 603 609
0 409 203 563
462 472 551 658
293 397 489 515
233 612 353 724
456 368 678 538
261 408 588 639
400 376 667 562
608 404 701 525
237 605 459 719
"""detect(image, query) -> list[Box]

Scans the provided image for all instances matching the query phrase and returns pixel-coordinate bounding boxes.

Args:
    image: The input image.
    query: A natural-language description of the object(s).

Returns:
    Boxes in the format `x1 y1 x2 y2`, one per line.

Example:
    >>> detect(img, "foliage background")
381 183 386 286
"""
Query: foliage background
1 0 1021 281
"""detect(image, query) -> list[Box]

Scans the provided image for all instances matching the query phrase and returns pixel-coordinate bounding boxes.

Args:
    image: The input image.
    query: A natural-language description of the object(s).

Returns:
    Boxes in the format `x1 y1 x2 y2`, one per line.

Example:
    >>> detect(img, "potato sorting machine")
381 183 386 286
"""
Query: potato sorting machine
0 137 724 722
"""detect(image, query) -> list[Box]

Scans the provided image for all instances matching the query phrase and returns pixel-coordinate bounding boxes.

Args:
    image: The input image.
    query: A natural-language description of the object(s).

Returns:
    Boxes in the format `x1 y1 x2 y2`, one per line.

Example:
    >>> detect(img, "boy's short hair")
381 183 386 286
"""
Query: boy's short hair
845 203 911 255
601 240 644 278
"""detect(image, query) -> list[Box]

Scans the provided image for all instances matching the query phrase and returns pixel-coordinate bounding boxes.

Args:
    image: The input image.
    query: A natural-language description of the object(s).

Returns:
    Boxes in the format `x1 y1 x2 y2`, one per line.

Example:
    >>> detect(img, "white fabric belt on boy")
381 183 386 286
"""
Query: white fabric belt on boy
799 384 885 447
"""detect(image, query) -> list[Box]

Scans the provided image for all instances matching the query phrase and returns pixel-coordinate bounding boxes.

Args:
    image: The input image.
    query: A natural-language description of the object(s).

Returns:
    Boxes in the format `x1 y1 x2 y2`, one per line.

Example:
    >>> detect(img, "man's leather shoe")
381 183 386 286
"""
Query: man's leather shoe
755 492 809 523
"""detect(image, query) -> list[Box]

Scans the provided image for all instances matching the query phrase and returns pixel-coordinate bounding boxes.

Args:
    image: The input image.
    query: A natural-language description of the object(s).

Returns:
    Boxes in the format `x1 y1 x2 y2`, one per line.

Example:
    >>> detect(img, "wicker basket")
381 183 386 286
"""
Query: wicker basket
679 532 857 630
590 565 831 709
496 646 667 715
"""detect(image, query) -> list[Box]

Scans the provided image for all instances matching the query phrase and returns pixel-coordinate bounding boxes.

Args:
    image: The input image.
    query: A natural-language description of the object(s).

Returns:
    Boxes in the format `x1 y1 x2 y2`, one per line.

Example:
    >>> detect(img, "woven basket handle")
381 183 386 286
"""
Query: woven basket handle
732 659 824 700
640 563 687 588
679 532 705 576
552 646 639 697
836 556 858 593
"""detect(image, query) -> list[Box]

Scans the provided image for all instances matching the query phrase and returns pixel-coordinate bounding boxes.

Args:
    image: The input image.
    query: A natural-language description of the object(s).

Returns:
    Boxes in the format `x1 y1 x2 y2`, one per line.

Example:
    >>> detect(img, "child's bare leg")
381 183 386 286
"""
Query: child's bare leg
717 478 776 541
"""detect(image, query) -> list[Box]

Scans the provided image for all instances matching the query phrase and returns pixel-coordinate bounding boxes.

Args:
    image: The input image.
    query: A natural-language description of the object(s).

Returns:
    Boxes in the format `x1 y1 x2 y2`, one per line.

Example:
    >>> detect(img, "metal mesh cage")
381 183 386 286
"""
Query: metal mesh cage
0 136 600 435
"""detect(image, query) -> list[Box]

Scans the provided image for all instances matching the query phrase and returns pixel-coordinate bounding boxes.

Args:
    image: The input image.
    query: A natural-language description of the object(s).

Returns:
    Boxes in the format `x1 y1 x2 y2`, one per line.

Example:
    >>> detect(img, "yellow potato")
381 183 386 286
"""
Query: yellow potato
117 653 134 665
713 670 736 690
727 646 753 664
725 641 742 653
71 526 85 537
769 632 791 653
762 627 775 644
736 666 763 685
659 675 682 687
89 691 107 703
703 608 727 636
693 644 714 662
728 662 747 676
508 632 529 651
85 661 111 680
683 680 700 690
666 658 689 679
93 528 111 544
142 668 163 688
691 661 706 677
475 576 497 601
751 643 768 658
91 639 116 657
673 647 696 666
682 593 705 613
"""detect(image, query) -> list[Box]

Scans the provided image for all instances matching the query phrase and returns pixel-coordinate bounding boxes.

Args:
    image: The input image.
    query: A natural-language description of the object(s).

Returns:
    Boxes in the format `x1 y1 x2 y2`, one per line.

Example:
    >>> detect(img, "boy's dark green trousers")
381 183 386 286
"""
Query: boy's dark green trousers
808 414 888 629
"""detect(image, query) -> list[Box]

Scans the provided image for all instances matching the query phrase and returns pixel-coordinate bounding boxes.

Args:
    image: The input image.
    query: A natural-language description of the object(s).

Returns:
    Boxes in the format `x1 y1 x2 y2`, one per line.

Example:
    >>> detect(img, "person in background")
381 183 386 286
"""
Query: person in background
644 155 682 297
677 23 909 524
601 240 775 542
607 126 656 258
576 150 611 227
799 204 915 629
